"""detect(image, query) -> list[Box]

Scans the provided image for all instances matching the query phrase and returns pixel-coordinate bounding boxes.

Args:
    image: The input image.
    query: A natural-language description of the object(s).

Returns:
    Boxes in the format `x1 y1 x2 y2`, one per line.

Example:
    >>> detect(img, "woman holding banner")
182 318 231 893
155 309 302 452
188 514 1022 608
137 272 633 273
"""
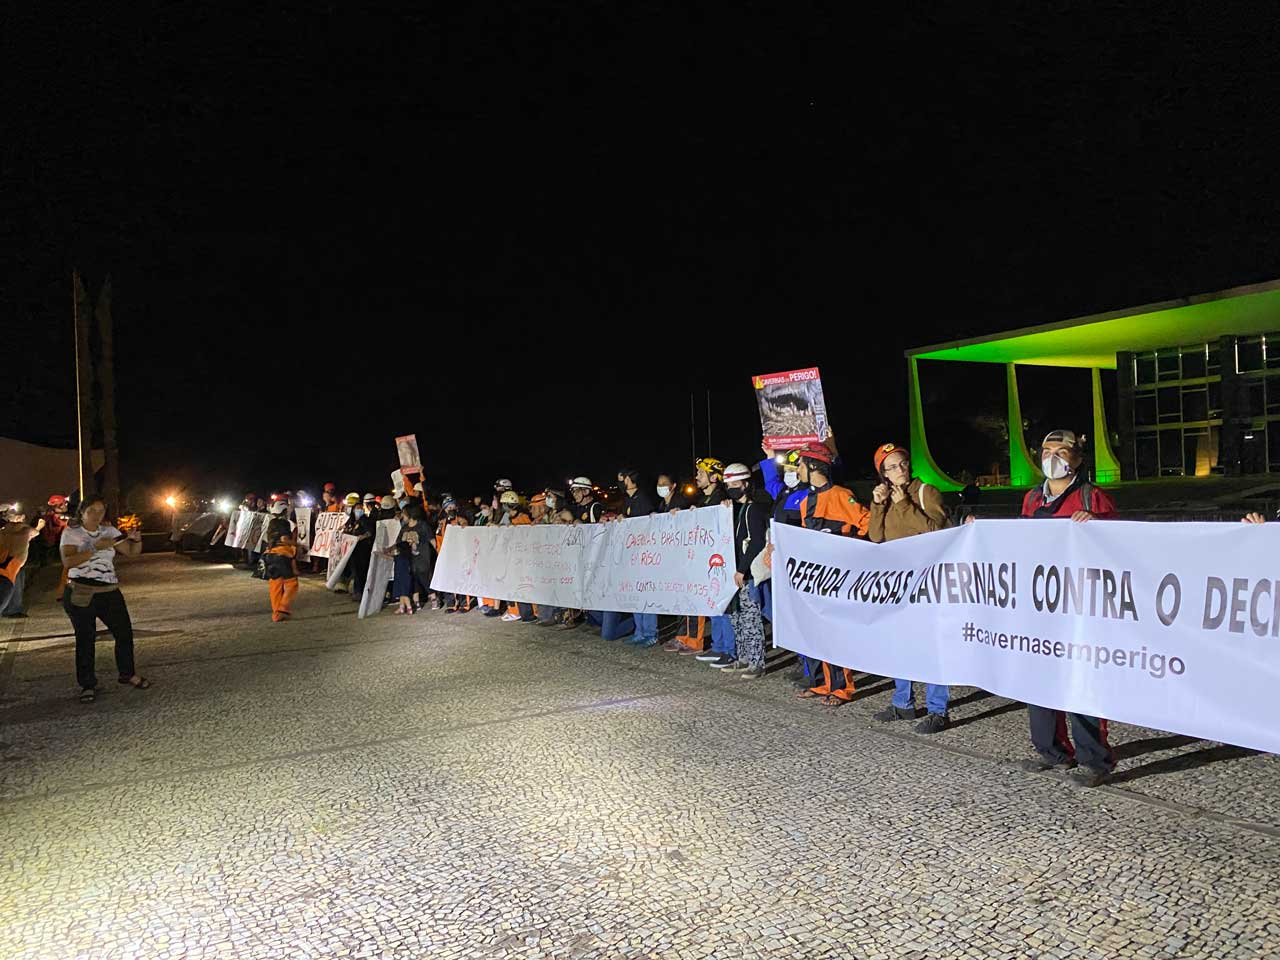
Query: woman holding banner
868 443 952 732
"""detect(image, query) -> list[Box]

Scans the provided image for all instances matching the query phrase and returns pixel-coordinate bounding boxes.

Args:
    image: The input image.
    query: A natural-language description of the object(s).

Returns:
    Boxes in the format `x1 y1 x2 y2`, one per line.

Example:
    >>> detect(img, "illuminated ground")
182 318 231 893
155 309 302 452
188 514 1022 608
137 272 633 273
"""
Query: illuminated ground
2 555 1279 959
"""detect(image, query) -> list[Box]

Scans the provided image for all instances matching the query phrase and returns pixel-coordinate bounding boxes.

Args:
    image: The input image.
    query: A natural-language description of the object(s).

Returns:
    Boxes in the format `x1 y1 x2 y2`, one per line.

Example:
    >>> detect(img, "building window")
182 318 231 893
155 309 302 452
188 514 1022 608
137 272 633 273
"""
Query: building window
1136 432 1158 479
1135 353 1156 386
1182 386 1208 423
1181 345 1208 380
1159 429 1183 475
1157 350 1181 381
1238 336 1265 373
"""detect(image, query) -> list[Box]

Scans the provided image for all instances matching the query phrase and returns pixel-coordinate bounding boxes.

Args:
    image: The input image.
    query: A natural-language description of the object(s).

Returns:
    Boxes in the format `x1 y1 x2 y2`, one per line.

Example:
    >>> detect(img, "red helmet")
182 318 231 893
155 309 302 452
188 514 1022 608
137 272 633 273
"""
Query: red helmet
793 441 833 465
47 494 68 507
873 443 908 474
323 482 336 493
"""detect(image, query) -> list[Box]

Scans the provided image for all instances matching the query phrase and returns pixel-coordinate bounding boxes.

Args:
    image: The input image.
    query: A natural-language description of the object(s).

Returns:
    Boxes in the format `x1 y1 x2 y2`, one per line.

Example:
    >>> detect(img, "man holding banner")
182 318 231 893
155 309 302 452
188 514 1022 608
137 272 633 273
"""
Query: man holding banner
1017 429 1118 787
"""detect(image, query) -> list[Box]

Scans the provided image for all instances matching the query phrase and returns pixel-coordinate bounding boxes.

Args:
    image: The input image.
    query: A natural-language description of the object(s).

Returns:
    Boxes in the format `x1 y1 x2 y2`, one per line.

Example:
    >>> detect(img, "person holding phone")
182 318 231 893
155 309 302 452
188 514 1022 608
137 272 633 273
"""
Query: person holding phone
59 495 148 703
868 443 951 732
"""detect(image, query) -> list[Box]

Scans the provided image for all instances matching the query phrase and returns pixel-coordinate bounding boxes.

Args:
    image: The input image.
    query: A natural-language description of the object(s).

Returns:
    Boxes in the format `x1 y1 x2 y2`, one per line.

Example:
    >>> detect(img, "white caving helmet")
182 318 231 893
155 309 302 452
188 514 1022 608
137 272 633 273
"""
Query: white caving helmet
569 477 593 490
722 463 752 485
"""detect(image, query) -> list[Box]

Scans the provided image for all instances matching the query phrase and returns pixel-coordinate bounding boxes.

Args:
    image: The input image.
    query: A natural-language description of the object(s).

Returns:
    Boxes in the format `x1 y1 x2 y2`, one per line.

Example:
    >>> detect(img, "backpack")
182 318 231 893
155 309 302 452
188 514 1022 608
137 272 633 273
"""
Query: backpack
915 482 952 528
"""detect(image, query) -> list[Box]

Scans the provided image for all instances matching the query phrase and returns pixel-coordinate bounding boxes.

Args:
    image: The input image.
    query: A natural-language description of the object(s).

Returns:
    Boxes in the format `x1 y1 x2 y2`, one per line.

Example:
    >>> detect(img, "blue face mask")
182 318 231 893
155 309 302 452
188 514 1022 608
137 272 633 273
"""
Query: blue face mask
398 499 409 508
353 508 364 519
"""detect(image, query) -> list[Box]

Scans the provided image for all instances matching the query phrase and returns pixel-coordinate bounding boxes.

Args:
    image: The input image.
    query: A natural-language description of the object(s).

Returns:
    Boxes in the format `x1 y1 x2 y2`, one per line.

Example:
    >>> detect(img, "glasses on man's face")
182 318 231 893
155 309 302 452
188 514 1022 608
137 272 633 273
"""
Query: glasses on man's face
884 460 910 475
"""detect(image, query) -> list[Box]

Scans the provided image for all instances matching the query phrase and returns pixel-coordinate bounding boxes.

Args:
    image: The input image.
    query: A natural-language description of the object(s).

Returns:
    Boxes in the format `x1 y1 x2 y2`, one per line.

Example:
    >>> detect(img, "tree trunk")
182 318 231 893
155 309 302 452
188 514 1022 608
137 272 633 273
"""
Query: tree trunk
96 276 121 515
73 271 96 503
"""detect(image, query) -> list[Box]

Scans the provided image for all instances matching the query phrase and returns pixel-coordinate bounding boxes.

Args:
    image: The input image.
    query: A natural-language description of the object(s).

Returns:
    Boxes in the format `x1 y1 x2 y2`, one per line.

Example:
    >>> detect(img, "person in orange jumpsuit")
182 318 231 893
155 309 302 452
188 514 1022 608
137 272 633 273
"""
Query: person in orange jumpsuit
263 527 299 623
790 441 871 705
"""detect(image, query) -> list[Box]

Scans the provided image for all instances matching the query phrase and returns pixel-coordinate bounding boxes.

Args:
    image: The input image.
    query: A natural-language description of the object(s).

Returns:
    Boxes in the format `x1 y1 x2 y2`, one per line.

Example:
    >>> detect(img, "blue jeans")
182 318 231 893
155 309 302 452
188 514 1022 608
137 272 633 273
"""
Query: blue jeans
893 679 949 715
631 612 658 643
710 615 736 658
597 611 635 641
516 602 536 622
1 566 24 615
753 579 773 623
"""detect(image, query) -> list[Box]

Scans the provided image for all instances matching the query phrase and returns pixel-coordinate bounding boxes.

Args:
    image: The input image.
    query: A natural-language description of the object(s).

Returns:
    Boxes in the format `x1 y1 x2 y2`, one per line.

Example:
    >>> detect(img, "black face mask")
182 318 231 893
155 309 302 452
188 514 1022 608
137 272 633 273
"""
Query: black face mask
725 485 747 500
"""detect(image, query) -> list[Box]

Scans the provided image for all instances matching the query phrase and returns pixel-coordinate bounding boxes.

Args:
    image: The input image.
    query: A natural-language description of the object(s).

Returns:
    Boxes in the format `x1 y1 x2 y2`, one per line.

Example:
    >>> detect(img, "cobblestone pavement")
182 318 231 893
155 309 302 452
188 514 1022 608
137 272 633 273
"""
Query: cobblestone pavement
2 555 1279 959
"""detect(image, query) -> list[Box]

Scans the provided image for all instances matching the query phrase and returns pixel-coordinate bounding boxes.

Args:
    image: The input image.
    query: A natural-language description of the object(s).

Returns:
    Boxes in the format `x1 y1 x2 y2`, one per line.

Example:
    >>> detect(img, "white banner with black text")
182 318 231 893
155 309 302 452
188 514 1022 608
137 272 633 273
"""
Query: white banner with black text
772 518 1280 754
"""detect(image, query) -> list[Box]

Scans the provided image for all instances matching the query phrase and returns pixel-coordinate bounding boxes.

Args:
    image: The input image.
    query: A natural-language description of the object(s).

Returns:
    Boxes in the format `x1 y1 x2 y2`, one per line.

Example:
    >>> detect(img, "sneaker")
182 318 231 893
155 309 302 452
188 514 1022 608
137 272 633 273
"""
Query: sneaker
482 608 503 618
722 659 750 672
519 616 538 624
1069 767 1112 789
740 665 766 680
694 650 721 662
1019 757 1077 773
662 639 685 653
678 644 705 656
500 612 520 622
914 713 949 735
632 637 659 648
708 654 736 669
872 705 915 723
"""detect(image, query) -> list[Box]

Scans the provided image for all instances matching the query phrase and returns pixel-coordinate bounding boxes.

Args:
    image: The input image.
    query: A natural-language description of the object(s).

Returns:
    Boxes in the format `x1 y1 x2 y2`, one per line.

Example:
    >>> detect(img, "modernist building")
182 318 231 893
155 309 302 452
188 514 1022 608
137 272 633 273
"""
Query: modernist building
904 279 1280 491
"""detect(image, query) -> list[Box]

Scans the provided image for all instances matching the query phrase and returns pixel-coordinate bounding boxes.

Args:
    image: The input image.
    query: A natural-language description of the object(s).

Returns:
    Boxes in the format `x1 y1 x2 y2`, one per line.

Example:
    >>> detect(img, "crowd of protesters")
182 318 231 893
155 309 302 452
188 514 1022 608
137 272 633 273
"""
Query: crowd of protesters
7 424 1273 787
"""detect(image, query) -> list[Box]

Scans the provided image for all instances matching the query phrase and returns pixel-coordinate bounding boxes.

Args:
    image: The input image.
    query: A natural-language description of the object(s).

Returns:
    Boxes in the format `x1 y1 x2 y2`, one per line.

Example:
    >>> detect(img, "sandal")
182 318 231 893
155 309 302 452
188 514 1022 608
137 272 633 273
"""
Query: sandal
118 675 151 690
79 687 97 703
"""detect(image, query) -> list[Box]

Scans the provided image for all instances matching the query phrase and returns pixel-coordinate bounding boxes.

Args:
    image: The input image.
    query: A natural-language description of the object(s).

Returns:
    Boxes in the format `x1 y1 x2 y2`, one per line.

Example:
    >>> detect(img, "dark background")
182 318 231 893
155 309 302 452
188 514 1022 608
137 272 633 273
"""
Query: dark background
4 4 1278 502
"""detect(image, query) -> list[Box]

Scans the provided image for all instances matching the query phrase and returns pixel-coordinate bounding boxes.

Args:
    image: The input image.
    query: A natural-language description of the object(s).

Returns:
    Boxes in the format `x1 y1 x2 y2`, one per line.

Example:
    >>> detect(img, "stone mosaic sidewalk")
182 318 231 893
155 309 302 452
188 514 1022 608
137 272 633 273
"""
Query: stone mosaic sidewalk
1 556 1277 959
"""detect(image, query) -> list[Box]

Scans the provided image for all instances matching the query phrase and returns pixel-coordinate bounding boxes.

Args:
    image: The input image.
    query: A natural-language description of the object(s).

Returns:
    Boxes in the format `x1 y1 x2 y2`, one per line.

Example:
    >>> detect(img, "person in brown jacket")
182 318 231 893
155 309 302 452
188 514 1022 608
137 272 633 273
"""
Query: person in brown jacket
867 443 953 733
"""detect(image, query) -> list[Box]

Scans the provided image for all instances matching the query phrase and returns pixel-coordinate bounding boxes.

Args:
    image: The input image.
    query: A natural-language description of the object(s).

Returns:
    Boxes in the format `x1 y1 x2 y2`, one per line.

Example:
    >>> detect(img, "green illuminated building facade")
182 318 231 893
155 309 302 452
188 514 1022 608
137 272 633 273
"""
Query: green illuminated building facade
905 280 1280 491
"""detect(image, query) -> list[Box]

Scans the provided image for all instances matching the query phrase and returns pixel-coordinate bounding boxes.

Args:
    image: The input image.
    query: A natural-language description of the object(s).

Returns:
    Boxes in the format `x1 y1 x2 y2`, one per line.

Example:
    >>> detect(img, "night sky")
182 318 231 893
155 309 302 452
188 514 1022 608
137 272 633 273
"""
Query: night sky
5 5 1279 503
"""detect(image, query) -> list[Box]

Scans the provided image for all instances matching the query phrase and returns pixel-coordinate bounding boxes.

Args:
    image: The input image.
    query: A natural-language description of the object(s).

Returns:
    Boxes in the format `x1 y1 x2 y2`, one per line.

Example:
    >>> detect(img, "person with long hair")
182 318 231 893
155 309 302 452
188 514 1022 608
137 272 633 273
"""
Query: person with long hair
59 495 149 703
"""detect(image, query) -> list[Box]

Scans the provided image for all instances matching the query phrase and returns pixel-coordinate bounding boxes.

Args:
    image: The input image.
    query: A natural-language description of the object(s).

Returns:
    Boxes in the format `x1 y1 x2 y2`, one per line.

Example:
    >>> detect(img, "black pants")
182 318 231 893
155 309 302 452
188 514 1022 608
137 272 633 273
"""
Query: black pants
351 544 373 599
1028 704 1115 772
63 586 135 690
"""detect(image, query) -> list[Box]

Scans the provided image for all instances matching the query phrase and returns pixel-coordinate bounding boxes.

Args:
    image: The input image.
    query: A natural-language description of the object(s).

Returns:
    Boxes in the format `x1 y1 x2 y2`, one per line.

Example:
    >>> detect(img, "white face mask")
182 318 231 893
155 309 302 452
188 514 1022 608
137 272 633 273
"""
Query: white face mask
1042 454 1073 480
656 485 671 499
783 471 800 489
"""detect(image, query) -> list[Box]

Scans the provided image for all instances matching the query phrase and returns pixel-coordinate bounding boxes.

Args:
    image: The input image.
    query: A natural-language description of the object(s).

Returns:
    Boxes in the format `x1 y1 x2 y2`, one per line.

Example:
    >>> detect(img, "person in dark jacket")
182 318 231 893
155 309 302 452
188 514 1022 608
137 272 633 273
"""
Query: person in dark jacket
655 472 690 513
1016 429 1119 788
616 468 661 646
691 457 737 667
343 500 376 603
719 463 769 678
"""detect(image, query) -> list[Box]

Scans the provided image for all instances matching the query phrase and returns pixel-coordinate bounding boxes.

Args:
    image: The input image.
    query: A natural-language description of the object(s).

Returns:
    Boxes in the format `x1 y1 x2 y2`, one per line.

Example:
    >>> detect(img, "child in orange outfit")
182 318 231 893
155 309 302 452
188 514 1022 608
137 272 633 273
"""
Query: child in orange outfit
264 532 299 622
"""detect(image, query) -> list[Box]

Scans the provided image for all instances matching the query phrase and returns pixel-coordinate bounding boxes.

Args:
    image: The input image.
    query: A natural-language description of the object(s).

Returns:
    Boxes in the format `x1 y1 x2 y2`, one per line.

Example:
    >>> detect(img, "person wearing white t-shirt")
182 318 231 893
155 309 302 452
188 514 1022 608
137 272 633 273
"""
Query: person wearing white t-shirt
59 495 148 703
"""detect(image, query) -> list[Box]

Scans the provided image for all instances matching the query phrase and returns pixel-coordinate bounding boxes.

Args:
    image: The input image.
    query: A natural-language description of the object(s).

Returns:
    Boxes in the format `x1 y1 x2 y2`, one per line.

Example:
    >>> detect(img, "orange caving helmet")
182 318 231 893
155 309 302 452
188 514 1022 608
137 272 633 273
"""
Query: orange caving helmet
873 443 908 474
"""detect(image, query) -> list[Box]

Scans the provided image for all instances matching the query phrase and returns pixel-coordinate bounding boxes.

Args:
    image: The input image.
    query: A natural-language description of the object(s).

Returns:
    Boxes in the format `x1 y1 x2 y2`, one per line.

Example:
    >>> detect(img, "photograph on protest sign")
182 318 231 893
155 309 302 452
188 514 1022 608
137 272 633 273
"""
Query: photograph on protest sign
293 507 312 560
752 367 828 449
394 434 421 474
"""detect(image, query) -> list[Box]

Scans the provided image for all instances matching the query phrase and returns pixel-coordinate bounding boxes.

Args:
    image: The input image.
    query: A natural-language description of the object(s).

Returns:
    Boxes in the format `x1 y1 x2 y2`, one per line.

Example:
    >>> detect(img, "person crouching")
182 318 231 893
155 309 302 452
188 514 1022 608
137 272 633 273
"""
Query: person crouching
264 528 299 623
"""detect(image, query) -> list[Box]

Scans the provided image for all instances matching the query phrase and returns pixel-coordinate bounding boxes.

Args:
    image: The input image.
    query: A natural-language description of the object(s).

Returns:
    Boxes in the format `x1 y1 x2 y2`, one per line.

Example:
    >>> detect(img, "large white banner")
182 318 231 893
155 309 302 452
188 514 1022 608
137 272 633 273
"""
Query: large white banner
772 519 1280 755
359 519 402 619
311 511 347 559
431 507 737 616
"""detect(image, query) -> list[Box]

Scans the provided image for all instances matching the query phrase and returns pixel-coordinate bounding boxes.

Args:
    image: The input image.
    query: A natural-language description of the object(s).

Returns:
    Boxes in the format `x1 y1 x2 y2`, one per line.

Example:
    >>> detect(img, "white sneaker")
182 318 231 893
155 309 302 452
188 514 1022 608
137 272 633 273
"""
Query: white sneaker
500 613 520 622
